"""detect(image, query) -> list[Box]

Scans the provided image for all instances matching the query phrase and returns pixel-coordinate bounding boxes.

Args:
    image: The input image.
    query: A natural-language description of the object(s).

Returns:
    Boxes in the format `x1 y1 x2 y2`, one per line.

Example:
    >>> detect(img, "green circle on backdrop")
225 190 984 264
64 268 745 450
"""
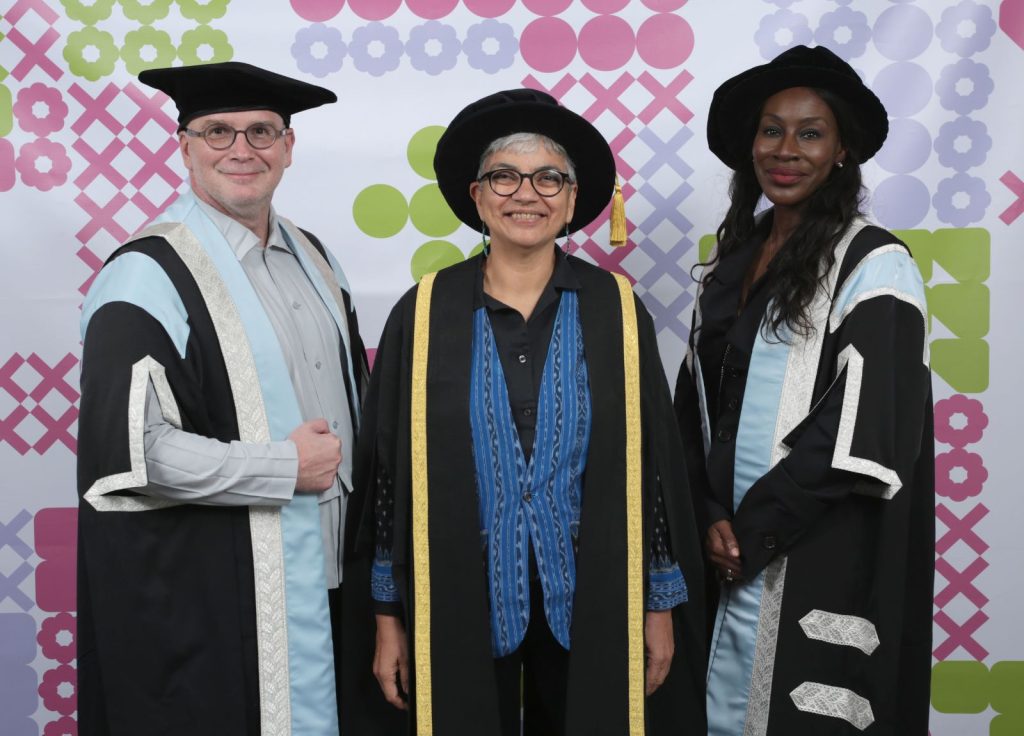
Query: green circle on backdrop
121 26 177 74
409 183 460 237
407 125 445 180
0 85 12 138
468 240 485 258
411 240 463 282
353 184 408 238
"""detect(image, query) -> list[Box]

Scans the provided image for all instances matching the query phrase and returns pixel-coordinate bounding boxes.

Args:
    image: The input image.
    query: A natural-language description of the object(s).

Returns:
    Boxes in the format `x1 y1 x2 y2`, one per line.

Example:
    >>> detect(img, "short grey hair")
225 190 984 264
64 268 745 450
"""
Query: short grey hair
476 132 577 182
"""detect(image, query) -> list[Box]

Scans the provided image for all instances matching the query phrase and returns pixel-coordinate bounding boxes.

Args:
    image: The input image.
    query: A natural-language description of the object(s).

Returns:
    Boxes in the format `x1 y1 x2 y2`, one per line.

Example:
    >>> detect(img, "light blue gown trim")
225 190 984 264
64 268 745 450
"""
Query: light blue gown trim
153 192 338 734
830 247 925 329
706 328 792 736
81 252 190 358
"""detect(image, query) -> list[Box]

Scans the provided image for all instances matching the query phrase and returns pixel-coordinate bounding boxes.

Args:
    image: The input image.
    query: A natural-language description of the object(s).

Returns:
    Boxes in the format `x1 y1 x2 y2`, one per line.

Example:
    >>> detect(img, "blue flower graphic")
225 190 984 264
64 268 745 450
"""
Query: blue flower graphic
935 58 994 114
933 173 990 226
754 10 813 60
936 0 997 58
934 116 991 172
814 6 871 59
406 21 461 76
464 19 519 74
350 22 404 77
291 23 346 78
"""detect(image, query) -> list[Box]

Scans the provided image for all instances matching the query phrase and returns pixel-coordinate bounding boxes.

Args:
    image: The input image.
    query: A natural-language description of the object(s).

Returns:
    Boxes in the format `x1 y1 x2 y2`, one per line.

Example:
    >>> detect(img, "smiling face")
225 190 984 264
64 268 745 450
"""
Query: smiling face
180 109 293 230
752 86 846 216
470 145 577 255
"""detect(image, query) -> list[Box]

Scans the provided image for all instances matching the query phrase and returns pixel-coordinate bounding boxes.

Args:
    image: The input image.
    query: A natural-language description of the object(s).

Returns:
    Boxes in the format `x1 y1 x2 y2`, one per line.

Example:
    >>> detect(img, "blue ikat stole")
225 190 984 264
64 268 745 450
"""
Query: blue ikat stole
469 291 592 657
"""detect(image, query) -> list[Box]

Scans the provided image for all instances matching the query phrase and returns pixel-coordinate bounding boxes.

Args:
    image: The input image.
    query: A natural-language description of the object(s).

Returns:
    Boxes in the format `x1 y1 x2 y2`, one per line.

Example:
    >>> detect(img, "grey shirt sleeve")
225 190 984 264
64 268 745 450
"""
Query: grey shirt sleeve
141 380 298 506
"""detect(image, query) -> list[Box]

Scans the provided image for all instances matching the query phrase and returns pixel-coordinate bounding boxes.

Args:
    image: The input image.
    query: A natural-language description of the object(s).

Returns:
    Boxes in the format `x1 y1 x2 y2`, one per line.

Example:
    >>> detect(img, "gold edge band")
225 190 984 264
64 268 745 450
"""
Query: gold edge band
614 274 645 735
411 272 435 735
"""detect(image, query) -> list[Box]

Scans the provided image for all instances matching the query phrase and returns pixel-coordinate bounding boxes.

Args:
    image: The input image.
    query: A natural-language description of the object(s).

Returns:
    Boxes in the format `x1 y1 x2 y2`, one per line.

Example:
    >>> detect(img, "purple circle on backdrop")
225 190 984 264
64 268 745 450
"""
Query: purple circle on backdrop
873 61 932 117
871 175 930 228
578 14 635 70
872 4 932 61
406 0 458 20
522 0 573 16
642 0 686 10
348 0 401 21
521 17 577 72
582 0 629 12
464 0 515 17
637 13 693 68
289 0 344 22
874 118 931 174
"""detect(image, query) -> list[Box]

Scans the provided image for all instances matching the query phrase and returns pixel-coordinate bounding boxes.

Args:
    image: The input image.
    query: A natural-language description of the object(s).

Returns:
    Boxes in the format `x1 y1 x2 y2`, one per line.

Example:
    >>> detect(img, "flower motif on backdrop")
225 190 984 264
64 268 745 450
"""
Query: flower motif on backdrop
406 21 462 76
936 58 995 115
933 172 991 226
292 23 347 77
754 9 813 59
464 19 519 73
936 0 997 57
178 24 234 65
934 116 992 172
39 664 77 716
121 26 178 75
936 447 988 502
37 612 77 664
119 0 174 24
934 394 989 448
13 84 69 137
63 26 119 81
349 22 405 76
16 139 73 192
814 5 871 59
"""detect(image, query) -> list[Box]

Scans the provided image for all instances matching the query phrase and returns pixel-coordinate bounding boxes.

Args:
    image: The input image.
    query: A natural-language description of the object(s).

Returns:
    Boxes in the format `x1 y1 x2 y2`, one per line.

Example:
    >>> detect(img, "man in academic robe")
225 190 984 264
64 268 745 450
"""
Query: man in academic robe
77 61 367 735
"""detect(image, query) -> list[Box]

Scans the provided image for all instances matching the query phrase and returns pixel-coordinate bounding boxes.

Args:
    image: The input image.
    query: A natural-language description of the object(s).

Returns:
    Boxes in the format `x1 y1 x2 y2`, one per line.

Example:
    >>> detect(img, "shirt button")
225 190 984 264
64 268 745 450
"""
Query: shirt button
315 361 322 370
523 491 532 503
717 428 733 442
292 301 301 310
523 408 533 417
332 420 339 430
518 354 527 364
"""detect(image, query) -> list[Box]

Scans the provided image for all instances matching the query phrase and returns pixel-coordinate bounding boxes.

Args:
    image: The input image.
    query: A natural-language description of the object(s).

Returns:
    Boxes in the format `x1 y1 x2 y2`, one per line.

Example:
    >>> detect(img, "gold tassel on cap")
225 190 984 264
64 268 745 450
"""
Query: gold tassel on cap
610 175 627 247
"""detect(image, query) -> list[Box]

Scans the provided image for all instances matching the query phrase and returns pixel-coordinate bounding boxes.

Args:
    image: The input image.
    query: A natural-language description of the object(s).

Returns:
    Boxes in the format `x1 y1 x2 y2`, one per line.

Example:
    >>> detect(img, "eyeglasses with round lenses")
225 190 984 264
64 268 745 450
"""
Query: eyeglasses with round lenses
184 122 290 150
480 168 571 198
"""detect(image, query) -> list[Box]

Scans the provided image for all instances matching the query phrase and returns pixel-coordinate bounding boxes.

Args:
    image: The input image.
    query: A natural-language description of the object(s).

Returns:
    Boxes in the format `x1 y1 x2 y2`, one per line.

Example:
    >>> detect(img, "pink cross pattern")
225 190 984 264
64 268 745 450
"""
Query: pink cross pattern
579 73 636 126
607 128 637 181
128 137 183 192
6 26 63 82
77 245 104 296
520 73 579 102
999 171 1024 225
73 138 129 191
0 354 29 402
0 406 32 455
934 556 989 610
75 191 131 244
936 503 989 556
122 83 179 135
4 0 59 25
28 353 80 404
636 71 694 125
933 609 989 661
69 83 123 136
31 404 77 453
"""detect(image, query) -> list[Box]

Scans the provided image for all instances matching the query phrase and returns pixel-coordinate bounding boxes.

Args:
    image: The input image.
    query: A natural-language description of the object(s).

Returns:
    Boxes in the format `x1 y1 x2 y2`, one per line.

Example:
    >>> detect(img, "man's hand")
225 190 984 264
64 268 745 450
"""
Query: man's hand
289 419 341 493
707 519 742 582
373 614 409 710
645 610 674 696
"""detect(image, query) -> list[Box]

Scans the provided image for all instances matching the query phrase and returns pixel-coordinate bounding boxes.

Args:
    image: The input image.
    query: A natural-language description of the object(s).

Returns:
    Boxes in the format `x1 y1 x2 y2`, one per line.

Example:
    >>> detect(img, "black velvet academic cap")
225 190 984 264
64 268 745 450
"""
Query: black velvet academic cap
138 61 337 129
707 45 889 170
433 88 616 234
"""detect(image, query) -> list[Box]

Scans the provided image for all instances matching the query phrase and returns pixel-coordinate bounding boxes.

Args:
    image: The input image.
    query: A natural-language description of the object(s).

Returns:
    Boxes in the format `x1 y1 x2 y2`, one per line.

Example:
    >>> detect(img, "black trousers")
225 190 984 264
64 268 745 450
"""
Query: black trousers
493 570 571 736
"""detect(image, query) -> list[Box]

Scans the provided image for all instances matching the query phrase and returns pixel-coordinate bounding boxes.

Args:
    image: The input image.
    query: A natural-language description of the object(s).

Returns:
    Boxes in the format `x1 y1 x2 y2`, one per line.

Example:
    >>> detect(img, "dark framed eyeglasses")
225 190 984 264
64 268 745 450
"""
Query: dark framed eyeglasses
184 123 290 150
479 168 572 198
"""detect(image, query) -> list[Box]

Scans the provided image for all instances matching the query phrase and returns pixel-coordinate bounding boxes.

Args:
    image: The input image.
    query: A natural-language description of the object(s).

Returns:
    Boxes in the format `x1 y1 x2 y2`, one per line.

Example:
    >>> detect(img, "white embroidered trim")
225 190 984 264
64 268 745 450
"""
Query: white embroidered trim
743 556 787 736
140 221 293 736
798 609 880 655
790 681 875 731
84 356 182 512
831 290 929 366
833 345 902 499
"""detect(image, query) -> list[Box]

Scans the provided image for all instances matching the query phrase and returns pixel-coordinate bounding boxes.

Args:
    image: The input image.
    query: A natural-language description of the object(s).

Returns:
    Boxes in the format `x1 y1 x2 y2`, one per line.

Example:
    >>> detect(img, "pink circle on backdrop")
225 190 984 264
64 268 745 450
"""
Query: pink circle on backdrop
348 0 401 20
642 0 687 10
521 17 577 72
289 0 344 22
581 0 629 12
406 0 459 19
578 14 635 71
522 0 573 16
465 0 516 17
637 12 693 68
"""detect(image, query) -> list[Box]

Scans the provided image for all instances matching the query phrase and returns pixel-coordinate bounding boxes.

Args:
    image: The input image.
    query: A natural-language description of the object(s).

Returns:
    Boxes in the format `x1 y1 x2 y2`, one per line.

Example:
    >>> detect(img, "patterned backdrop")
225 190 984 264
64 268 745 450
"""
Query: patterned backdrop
1 1 1021 733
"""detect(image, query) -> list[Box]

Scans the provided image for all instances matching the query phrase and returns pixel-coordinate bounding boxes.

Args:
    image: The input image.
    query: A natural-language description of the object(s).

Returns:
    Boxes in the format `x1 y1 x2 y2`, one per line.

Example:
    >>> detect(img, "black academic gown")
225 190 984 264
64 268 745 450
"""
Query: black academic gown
675 220 934 735
343 254 706 735
77 228 367 735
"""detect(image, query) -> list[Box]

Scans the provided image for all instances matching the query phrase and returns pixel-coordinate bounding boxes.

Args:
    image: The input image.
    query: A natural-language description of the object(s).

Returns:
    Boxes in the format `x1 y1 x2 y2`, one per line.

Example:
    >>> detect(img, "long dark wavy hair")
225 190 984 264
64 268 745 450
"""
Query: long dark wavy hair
702 87 867 340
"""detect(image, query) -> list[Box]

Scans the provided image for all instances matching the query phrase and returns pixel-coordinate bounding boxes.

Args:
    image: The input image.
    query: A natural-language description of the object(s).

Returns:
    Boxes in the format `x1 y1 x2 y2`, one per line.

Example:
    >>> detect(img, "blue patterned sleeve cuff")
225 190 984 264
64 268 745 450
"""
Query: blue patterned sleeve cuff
647 559 688 611
371 553 400 603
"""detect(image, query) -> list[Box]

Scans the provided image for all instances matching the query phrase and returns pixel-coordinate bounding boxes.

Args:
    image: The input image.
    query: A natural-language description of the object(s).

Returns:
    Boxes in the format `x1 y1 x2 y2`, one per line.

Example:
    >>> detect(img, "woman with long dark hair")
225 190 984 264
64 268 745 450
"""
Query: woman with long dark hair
675 45 935 734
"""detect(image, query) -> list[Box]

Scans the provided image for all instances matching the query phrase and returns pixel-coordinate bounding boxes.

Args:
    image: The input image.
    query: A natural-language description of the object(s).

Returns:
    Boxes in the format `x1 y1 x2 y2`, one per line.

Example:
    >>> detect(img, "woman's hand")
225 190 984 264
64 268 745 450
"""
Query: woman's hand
707 519 743 582
644 610 674 696
373 614 409 710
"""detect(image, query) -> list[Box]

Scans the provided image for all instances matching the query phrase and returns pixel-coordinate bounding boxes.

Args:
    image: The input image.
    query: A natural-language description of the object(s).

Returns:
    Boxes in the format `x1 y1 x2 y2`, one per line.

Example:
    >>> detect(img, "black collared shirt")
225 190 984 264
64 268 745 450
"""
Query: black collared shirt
473 248 581 460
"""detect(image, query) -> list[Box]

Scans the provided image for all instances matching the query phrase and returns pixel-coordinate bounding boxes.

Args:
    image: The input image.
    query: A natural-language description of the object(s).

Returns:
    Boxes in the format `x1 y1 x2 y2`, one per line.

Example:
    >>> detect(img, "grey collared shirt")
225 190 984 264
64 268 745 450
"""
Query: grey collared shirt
141 197 354 587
